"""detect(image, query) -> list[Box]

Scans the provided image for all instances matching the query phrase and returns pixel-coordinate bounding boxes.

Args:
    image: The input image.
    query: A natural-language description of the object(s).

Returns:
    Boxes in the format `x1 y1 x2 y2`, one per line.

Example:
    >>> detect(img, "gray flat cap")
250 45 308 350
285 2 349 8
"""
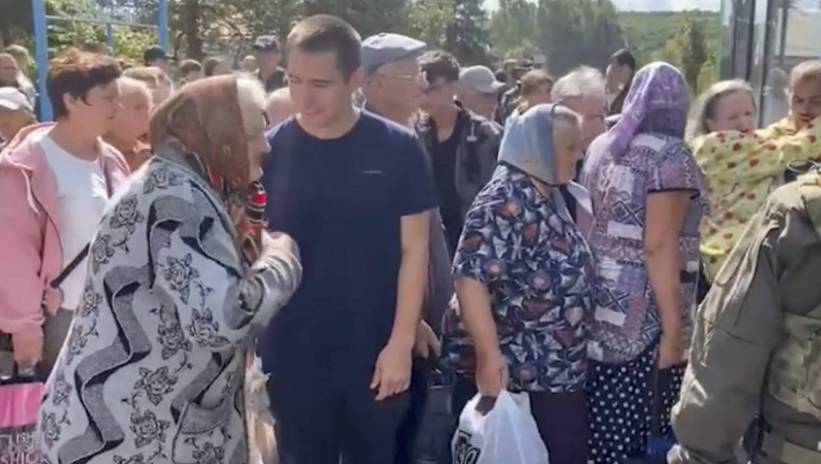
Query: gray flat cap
362 33 426 75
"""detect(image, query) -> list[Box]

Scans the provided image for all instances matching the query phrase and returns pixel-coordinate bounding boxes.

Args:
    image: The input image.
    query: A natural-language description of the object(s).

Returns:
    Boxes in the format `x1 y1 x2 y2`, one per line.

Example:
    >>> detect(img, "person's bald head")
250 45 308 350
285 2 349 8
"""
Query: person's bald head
265 87 296 127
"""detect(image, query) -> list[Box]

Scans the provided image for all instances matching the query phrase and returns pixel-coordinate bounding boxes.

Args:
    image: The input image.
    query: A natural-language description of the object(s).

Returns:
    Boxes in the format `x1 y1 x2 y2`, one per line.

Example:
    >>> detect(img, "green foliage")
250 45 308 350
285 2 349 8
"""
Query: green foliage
536 0 625 75
618 11 720 68
652 17 713 93
45 0 106 53
489 0 539 60
407 0 454 50
0 0 33 47
112 27 157 63
445 0 492 65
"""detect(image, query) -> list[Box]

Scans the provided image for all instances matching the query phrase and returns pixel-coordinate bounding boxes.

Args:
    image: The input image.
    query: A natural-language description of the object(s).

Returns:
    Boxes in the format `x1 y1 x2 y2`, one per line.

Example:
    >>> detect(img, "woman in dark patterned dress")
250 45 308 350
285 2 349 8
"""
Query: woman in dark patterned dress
448 103 597 463
36 75 302 464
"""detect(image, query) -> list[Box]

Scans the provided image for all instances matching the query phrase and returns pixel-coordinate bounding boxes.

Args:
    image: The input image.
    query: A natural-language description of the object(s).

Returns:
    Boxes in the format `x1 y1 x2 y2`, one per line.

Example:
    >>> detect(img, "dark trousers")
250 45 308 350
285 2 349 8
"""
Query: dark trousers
269 377 409 464
37 308 74 381
395 359 430 464
450 375 590 464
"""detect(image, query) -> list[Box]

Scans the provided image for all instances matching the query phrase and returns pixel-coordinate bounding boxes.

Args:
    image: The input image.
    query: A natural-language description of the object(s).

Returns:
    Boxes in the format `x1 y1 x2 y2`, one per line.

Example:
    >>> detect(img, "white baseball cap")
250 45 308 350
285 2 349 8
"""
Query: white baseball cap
0 87 33 113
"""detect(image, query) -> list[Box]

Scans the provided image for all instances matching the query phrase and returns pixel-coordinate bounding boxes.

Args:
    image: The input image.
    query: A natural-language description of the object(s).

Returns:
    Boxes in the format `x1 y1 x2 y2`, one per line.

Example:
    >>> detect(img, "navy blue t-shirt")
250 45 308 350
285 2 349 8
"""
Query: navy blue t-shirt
258 111 437 384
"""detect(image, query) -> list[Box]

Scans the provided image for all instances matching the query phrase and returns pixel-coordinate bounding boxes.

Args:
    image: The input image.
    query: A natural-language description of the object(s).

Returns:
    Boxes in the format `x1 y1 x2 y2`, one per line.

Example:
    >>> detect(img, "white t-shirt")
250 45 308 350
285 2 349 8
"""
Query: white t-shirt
39 134 109 310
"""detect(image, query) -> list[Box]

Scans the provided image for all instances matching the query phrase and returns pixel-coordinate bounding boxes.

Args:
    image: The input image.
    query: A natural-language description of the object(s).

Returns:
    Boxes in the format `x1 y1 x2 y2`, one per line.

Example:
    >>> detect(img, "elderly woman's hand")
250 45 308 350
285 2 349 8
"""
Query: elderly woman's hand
476 347 508 398
261 231 300 261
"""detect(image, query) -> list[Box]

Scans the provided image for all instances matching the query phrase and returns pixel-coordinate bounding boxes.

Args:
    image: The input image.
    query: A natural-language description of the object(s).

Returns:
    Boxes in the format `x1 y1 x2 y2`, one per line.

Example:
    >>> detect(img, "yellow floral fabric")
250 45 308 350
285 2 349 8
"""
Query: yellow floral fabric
696 117 821 280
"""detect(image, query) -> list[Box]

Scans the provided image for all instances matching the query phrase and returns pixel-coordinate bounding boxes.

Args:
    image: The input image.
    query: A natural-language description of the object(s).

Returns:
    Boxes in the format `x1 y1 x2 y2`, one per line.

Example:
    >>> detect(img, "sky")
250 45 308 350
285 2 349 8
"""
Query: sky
483 0 721 12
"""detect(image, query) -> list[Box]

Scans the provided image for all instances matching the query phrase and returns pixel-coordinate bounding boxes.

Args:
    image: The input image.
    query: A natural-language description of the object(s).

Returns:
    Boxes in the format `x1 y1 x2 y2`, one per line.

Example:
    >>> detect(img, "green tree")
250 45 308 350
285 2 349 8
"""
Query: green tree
489 0 539 60
407 0 454 50
654 17 710 93
295 0 410 39
537 0 624 75
0 0 33 46
445 0 491 65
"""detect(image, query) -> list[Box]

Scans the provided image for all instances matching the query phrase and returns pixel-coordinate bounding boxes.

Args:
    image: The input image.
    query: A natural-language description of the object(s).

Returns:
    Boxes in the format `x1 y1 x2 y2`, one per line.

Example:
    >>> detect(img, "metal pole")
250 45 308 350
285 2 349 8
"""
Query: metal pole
31 0 52 121
158 0 169 51
106 23 115 52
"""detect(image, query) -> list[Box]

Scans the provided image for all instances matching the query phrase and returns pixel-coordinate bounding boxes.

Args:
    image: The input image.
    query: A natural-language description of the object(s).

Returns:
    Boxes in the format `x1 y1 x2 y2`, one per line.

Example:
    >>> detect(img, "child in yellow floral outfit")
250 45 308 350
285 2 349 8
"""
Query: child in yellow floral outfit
696 116 821 280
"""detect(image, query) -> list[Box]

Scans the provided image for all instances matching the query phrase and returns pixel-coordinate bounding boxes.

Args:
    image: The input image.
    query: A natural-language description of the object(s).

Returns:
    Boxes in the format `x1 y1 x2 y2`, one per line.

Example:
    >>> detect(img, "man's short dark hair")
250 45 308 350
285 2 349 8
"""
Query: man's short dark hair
286 15 362 79
203 57 222 77
47 48 121 119
419 51 460 84
143 45 167 66
610 48 636 72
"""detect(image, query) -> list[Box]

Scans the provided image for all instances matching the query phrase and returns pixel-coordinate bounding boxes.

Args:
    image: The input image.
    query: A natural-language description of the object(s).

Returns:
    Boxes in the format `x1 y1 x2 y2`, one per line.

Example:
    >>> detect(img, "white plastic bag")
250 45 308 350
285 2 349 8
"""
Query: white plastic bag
452 391 549 464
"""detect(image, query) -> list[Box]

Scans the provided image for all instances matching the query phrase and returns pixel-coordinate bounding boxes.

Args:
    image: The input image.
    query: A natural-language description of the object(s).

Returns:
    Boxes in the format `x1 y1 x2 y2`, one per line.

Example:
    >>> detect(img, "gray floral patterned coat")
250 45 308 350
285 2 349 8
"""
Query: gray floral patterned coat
37 157 302 464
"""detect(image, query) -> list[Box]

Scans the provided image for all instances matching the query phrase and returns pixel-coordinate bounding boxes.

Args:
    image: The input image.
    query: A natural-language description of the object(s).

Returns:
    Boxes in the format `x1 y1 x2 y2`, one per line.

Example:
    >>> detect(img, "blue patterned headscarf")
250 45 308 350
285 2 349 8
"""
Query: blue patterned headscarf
499 103 578 185
603 62 690 157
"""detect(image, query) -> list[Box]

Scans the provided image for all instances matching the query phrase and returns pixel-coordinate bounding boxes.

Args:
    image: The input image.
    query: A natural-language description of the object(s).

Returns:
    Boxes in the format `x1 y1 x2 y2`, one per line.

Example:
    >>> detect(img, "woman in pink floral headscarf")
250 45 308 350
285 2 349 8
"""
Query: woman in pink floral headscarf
580 62 708 463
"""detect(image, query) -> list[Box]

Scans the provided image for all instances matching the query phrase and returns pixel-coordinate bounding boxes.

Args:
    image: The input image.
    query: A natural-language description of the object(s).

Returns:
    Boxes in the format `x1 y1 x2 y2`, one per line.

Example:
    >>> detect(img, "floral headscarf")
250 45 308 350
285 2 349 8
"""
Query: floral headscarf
149 75 264 260
604 62 690 157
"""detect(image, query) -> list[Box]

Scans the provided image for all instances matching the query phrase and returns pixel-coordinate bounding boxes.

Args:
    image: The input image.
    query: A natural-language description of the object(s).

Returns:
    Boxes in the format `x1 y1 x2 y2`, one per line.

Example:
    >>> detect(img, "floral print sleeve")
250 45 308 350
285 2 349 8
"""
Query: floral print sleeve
447 165 596 393
452 191 506 285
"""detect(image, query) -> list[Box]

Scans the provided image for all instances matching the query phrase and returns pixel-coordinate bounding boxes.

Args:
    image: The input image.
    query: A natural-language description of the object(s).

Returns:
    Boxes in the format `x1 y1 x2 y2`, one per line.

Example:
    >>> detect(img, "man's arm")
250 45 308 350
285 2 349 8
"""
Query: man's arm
371 210 430 401
669 207 785 464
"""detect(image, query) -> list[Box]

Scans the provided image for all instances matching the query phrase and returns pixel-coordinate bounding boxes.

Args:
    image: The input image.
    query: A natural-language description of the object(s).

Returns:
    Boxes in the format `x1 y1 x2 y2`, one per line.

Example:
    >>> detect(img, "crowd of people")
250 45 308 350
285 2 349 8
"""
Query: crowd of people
1 11 821 464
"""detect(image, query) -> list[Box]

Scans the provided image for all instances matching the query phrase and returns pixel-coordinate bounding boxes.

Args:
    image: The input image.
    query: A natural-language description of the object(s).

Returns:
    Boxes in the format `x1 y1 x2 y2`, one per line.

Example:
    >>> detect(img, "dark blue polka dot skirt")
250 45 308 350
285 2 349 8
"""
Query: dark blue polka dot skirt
587 343 685 464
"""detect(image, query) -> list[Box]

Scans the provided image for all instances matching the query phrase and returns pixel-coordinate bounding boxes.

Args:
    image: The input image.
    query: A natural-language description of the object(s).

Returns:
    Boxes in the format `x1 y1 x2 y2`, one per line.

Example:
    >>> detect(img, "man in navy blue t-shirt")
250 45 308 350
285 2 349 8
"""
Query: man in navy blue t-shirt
259 15 436 464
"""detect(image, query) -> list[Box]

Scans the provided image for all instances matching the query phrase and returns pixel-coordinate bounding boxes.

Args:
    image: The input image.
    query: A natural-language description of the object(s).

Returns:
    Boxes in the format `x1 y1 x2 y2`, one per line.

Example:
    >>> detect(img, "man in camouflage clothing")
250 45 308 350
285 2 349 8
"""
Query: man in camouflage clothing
669 169 821 464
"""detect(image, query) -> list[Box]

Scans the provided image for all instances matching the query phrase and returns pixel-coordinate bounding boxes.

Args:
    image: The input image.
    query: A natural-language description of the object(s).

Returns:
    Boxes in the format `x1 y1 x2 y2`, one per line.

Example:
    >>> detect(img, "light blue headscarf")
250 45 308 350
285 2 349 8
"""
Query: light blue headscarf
499 103 576 186
499 103 583 219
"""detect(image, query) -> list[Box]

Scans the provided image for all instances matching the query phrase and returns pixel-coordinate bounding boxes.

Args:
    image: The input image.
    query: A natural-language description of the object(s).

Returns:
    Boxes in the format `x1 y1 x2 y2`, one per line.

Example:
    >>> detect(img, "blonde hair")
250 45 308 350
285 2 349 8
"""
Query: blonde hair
790 59 821 88
123 66 173 104
3 45 29 68
118 76 152 102
686 79 754 141
516 69 555 114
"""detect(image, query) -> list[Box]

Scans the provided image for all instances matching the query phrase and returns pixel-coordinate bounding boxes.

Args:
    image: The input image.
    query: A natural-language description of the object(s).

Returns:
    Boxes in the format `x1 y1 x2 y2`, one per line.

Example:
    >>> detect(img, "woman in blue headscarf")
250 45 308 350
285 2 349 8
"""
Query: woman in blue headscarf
580 62 707 463
448 103 597 463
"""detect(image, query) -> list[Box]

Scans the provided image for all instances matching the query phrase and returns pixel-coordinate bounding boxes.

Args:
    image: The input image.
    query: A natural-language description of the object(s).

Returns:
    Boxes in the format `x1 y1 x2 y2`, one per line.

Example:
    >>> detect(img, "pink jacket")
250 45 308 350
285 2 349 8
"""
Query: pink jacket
0 124 130 335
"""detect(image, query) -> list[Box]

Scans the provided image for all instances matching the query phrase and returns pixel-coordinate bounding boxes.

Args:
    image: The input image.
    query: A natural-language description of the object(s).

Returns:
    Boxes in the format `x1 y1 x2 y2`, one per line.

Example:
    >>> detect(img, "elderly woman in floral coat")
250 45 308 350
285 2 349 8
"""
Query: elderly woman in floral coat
36 75 302 464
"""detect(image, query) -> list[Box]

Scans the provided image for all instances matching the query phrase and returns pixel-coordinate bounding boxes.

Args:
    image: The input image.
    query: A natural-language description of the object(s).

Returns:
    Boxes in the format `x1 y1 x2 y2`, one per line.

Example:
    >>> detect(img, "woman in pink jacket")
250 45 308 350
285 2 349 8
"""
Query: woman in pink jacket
0 49 130 380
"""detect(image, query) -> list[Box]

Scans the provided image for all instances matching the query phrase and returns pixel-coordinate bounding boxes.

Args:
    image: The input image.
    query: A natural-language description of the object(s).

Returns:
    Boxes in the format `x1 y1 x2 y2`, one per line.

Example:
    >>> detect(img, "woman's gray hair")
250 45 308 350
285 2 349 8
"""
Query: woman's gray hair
551 66 606 103
685 79 754 142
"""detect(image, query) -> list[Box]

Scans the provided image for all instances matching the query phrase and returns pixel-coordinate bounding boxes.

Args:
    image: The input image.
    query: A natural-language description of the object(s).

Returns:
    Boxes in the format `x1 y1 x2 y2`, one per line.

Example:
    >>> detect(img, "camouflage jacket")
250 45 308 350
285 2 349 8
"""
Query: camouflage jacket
669 173 821 464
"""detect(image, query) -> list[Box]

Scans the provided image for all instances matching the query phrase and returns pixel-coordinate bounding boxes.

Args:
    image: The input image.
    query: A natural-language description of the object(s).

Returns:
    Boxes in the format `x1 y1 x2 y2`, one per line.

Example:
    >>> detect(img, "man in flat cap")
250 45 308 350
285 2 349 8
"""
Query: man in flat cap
254 34 286 92
362 32 454 464
361 33 426 125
